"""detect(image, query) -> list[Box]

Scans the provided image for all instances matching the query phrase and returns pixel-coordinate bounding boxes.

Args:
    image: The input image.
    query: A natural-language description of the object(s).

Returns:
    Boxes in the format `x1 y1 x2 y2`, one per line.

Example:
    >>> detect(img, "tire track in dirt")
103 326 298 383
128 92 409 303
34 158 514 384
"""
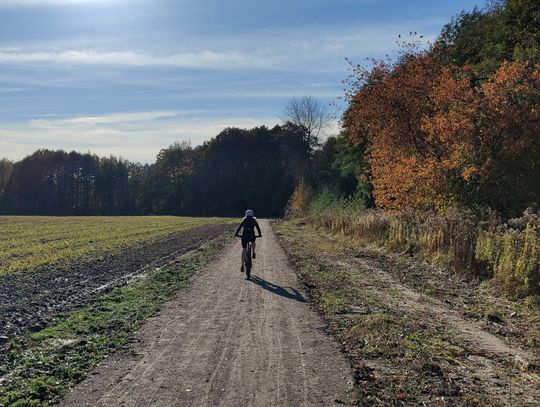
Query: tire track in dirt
345 258 536 368
337 254 540 405
60 220 355 407
108 249 243 403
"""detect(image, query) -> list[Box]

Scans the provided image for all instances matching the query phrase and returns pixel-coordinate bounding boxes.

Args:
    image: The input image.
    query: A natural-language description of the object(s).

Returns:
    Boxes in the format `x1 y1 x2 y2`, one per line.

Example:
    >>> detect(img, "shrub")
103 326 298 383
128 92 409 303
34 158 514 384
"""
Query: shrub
309 188 366 214
306 204 540 301
286 179 314 218
477 223 540 298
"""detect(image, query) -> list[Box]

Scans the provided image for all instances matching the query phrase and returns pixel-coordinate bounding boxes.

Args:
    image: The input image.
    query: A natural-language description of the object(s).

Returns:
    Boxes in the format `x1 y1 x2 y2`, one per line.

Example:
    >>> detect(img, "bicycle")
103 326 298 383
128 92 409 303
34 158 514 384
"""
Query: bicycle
236 234 260 280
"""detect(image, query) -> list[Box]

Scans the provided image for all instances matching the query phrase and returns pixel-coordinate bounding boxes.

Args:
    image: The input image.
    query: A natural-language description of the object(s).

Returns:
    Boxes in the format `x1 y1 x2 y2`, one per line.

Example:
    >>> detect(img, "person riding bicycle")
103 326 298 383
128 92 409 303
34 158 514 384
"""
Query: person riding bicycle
234 209 262 272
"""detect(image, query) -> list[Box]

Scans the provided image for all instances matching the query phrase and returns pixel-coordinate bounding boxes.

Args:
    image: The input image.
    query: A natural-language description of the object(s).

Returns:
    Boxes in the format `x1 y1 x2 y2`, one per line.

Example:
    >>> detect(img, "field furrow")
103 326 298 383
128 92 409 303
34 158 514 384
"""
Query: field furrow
0 217 235 379
1 217 230 275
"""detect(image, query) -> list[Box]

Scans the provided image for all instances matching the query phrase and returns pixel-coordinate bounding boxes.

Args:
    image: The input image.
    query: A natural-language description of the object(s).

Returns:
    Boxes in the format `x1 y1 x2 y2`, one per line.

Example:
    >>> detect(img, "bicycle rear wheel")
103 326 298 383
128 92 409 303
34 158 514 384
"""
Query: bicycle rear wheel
245 244 252 279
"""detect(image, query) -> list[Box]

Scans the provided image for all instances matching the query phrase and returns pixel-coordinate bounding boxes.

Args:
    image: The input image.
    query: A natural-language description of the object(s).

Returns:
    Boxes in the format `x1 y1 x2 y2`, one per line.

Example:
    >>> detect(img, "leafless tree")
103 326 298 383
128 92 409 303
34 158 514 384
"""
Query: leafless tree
281 95 333 153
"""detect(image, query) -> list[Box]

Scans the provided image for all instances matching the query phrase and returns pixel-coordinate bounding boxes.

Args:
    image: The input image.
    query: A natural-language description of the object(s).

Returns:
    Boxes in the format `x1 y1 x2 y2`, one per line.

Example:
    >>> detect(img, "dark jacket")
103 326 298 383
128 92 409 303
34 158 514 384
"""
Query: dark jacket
235 216 262 238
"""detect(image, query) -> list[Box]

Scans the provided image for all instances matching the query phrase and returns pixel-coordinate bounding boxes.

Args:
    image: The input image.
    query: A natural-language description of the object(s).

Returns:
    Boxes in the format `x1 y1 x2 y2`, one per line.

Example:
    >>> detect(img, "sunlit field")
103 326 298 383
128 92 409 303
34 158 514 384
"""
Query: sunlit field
0 216 233 275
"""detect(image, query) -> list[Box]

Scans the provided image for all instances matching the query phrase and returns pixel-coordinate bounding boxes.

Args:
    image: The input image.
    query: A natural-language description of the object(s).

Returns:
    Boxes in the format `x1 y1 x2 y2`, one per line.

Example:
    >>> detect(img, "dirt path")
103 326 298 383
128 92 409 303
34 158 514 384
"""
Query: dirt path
60 220 355 407
275 220 540 406
346 257 535 366
345 255 540 404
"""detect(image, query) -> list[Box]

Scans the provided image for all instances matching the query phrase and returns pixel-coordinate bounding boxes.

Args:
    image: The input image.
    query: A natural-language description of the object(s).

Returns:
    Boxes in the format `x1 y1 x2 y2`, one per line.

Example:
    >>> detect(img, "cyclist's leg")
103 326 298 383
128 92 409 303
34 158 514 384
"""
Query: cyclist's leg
252 240 256 257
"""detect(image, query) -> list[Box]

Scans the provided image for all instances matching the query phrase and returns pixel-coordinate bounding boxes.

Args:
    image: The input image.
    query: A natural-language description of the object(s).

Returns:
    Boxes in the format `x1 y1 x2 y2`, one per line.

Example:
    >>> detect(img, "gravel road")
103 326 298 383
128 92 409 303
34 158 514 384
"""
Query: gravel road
60 220 355 407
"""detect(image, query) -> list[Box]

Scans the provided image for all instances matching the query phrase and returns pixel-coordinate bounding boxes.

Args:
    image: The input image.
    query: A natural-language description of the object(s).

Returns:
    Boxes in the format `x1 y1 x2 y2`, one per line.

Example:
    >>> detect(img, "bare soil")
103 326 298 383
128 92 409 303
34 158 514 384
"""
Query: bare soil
59 220 355 407
0 223 233 371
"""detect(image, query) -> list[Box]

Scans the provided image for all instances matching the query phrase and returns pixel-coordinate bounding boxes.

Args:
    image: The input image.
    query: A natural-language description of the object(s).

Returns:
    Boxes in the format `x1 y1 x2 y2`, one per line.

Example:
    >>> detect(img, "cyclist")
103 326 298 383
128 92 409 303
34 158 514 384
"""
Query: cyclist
234 209 262 272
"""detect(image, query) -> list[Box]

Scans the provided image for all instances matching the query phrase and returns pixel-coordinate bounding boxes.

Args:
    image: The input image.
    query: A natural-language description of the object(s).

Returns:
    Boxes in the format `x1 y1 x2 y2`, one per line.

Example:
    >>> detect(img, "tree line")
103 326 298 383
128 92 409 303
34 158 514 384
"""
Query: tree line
0 121 362 216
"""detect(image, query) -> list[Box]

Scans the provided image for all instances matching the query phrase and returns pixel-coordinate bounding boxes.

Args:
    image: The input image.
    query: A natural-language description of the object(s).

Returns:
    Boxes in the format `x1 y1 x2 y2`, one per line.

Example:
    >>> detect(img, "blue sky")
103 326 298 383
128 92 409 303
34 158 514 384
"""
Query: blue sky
0 0 484 163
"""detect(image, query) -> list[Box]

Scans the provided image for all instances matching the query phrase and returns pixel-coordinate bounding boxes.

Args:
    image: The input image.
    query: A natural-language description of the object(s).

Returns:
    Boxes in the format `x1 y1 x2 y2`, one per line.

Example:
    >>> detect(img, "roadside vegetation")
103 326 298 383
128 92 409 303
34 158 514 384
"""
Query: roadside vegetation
0 234 231 407
285 0 540 303
276 219 540 405
302 203 540 303
0 216 231 276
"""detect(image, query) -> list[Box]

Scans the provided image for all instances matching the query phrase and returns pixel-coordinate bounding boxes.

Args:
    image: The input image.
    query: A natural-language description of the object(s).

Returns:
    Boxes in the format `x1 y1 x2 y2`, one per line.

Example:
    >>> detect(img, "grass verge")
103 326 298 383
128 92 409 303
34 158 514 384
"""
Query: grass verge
306 206 540 301
0 232 231 407
274 219 539 406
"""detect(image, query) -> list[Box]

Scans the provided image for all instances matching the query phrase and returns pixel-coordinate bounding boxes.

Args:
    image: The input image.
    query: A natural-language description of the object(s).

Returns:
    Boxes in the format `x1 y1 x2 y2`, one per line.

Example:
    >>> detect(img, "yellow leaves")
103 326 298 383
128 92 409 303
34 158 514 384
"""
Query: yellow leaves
287 179 313 217
461 166 478 182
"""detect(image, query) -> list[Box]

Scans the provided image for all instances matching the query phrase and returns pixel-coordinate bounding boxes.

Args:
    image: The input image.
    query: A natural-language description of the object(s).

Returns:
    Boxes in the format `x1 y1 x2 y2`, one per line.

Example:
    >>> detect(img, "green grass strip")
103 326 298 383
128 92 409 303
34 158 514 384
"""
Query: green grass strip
0 233 231 407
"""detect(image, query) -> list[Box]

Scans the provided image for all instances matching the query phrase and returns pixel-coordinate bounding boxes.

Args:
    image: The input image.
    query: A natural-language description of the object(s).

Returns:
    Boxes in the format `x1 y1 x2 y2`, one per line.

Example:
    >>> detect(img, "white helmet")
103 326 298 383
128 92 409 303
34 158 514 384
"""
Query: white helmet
245 209 254 217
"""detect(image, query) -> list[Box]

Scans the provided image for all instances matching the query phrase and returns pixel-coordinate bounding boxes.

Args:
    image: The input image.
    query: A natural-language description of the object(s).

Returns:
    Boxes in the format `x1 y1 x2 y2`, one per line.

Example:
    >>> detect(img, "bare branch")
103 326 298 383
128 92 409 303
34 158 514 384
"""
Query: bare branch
281 95 333 139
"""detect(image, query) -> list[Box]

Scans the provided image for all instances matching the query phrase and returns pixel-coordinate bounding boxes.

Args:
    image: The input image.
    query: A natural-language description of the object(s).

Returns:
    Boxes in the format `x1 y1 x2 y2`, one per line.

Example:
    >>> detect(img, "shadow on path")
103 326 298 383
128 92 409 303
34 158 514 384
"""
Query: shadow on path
249 275 306 302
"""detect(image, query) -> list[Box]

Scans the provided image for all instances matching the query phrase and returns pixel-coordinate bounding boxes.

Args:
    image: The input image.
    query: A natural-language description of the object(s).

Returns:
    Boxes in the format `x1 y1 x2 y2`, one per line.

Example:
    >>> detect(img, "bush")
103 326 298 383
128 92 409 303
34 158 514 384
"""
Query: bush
477 223 540 298
309 188 366 214
285 179 314 218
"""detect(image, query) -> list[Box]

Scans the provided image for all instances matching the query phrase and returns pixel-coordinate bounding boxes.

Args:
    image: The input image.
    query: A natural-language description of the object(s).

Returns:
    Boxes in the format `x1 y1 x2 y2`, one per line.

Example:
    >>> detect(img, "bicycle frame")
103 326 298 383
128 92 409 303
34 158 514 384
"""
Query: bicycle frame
236 233 259 280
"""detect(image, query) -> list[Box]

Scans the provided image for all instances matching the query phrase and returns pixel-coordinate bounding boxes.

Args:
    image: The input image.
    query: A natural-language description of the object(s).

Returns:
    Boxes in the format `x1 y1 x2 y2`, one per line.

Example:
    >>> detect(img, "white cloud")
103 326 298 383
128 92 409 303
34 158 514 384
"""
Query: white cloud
0 49 280 70
59 111 182 124
0 111 282 163
0 87 31 93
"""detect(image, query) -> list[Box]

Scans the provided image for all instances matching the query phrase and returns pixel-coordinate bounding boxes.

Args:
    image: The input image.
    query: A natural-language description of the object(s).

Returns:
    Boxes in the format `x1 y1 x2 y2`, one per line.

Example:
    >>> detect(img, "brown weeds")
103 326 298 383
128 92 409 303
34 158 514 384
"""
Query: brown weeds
308 208 540 301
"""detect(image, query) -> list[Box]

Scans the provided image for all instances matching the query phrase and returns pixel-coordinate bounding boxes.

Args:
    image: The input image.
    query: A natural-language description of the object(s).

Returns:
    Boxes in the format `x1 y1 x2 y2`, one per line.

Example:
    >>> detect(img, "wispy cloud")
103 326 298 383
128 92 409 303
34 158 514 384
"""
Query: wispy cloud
0 50 280 70
0 17 437 74
0 87 32 92
57 110 182 124
0 111 284 162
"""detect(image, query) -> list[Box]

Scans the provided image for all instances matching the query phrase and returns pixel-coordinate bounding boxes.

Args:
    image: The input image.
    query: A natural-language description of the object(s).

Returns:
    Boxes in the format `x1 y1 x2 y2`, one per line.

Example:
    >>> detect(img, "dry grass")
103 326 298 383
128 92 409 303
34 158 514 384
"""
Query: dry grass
308 208 540 301
477 224 540 300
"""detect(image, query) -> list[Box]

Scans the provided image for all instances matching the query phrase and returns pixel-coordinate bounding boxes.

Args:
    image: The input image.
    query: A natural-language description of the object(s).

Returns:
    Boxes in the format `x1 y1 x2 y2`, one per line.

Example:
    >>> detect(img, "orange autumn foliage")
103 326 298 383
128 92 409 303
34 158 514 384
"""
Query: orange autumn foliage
345 54 540 216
